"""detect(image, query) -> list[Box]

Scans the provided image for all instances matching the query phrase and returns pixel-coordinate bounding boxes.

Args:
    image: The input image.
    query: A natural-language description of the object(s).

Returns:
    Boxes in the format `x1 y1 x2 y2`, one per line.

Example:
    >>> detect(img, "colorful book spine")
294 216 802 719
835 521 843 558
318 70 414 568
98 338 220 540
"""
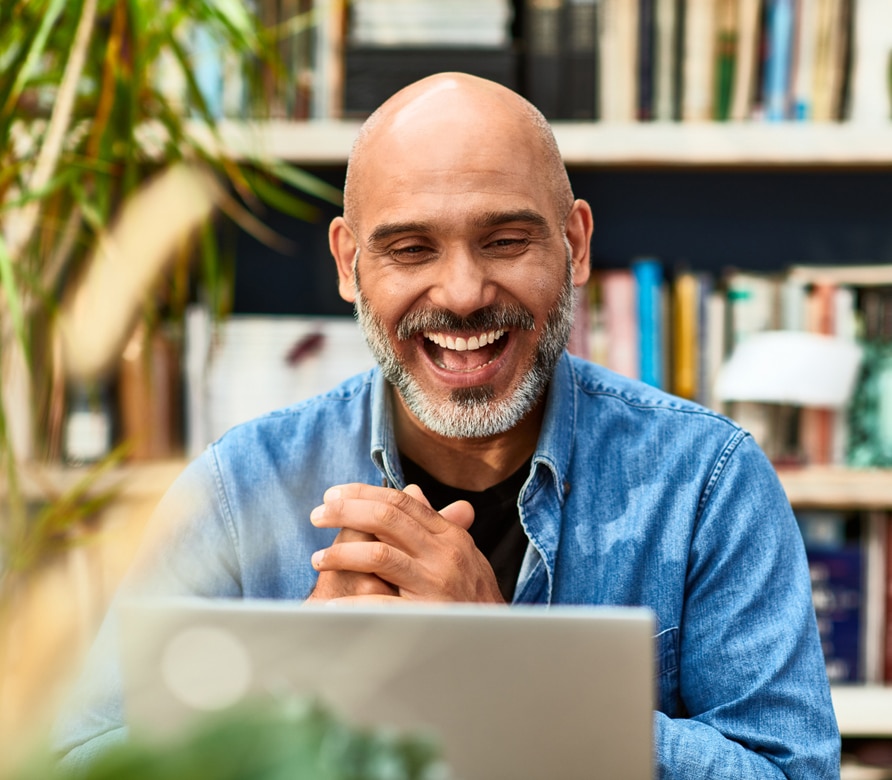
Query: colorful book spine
671 270 700 400
713 0 738 121
797 510 865 683
599 269 640 380
762 0 795 121
632 257 664 389
637 0 656 120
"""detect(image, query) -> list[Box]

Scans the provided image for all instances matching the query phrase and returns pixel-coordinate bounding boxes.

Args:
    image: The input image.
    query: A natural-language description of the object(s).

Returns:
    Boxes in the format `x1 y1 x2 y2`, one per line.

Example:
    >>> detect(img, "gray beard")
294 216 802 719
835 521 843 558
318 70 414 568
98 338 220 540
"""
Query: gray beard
353 254 576 440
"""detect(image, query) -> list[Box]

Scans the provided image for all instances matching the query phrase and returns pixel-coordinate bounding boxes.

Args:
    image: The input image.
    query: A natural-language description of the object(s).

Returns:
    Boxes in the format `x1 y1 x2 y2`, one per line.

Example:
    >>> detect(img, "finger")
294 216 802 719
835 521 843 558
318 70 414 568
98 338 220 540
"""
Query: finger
439 499 475 531
321 483 451 535
311 489 449 554
312 540 414 586
403 483 432 508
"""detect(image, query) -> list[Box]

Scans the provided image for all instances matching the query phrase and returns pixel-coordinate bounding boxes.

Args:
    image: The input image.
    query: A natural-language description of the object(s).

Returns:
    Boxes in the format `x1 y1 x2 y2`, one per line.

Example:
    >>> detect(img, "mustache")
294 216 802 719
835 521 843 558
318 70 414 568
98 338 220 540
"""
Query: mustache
396 304 536 341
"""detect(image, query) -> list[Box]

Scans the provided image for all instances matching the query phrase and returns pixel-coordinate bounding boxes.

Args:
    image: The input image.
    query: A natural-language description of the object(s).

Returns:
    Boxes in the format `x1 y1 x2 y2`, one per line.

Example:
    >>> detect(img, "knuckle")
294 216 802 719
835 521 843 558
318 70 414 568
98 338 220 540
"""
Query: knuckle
372 501 403 531
368 542 394 568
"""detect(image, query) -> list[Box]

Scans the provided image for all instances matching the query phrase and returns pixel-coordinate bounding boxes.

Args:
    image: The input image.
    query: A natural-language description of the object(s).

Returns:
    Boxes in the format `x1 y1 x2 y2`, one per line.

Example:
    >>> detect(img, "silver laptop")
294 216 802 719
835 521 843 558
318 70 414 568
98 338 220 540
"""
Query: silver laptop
119 599 654 780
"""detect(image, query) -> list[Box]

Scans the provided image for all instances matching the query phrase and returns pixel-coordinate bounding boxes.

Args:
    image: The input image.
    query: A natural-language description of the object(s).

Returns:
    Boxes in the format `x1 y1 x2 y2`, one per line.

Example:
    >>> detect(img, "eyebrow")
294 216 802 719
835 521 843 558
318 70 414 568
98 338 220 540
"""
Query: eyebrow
474 209 551 232
365 209 552 249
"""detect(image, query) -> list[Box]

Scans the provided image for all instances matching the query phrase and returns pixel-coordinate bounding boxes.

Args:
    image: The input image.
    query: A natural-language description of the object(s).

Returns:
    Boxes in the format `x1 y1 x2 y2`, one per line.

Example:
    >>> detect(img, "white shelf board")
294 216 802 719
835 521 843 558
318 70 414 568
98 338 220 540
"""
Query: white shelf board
833 686 892 737
214 120 892 167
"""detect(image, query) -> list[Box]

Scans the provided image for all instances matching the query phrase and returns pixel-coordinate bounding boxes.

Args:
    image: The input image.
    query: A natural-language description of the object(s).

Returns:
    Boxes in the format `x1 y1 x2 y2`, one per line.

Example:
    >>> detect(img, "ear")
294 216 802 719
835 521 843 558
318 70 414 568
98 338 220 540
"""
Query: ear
565 199 593 288
329 216 358 303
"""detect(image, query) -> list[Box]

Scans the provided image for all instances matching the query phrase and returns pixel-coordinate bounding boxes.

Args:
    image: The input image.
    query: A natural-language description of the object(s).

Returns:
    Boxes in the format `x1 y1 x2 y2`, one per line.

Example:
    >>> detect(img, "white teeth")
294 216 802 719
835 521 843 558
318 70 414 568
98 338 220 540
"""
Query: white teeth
424 329 505 352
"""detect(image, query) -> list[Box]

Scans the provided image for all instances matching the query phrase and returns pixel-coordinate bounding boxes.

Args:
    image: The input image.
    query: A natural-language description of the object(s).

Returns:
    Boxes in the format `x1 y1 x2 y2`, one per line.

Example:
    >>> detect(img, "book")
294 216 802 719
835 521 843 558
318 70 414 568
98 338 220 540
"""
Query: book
729 0 763 120
792 0 820 120
797 510 866 683
653 0 680 120
311 0 347 120
637 0 657 120
834 0 856 120
885 511 892 682
799 280 837 466
864 510 889 684
849 0 892 123
671 270 701 399
343 47 519 117
561 0 600 120
713 0 738 121
632 257 664 389
700 276 727 411
761 0 795 121
597 0 639 121
524 0 564 118
681 0 717 121
118 323 182 461
811 0 845 121
598 269 640 379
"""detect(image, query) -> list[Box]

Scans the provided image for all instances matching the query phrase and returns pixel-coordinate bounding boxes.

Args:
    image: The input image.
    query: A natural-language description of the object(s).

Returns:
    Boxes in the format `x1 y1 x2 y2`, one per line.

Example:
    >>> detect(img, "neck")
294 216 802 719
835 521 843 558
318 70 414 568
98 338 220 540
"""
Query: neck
392 390 544 491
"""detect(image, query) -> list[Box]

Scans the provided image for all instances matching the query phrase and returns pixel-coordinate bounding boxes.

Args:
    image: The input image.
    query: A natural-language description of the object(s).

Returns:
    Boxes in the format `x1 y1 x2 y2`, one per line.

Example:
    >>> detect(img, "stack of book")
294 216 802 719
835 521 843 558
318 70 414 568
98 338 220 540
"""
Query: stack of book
797 508 891 686
343 0 517 116
523 0 892 122
570 262 892 468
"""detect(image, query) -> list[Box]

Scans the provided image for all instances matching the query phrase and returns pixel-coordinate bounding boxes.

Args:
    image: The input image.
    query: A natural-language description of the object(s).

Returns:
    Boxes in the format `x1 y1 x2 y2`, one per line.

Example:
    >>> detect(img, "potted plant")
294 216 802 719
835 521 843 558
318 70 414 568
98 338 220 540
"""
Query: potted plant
0 0 342 763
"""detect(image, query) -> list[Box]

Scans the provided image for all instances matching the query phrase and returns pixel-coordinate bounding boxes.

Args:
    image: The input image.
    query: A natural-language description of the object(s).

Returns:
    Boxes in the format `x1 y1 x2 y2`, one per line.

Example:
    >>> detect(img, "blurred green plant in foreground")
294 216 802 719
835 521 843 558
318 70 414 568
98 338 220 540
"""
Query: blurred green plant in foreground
15 697 449 780
0 0 341 766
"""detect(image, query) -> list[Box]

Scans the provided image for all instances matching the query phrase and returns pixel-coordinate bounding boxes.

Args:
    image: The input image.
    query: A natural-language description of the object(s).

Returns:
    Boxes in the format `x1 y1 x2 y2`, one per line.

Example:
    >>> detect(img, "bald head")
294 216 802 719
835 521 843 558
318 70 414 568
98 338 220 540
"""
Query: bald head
342 73 573 228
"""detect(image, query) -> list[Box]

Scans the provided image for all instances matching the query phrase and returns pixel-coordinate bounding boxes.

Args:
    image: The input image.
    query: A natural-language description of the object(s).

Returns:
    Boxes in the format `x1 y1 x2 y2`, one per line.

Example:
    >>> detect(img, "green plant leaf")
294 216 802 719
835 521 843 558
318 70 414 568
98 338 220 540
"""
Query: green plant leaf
0 0 67 119
242 168 321 222
264 161 344 207
0 235 29 362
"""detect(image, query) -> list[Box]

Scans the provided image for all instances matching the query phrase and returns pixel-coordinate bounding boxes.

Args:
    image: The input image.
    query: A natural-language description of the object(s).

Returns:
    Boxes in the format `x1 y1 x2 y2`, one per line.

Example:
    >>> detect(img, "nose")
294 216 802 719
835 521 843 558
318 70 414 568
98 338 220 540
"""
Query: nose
426 243 496 317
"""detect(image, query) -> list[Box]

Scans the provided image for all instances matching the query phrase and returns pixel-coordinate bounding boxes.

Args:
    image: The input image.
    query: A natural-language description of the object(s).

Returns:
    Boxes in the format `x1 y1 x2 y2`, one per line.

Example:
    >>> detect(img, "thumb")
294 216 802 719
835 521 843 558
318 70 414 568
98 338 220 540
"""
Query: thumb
439 500 475 531
403 484 474 530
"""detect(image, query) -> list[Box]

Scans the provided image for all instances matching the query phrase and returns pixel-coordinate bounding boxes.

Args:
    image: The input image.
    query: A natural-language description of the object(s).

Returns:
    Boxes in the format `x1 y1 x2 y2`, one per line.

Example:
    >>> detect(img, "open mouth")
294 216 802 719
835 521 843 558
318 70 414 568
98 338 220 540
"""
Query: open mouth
422 328 508 371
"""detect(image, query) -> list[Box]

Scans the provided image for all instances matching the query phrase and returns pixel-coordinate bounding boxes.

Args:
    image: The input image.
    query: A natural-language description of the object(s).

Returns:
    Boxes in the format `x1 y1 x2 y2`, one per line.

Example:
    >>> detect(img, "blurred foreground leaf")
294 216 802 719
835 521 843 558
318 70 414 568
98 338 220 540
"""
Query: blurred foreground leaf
16 698 449 780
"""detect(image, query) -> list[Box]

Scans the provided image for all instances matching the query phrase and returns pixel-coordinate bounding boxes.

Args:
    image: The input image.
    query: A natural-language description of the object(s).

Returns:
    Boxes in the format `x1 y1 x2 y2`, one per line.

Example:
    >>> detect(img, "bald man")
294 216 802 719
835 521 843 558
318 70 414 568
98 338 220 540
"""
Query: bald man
55 74 838 778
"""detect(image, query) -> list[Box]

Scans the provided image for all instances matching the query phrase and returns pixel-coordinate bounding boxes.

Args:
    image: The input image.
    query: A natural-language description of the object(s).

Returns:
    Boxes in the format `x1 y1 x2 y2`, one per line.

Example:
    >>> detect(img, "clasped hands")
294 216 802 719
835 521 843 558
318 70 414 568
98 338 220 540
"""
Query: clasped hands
305 483 504 606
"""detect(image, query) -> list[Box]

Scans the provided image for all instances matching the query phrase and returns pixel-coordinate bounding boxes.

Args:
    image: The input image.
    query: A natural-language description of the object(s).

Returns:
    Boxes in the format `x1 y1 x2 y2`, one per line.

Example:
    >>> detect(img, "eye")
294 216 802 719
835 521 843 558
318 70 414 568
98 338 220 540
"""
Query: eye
484 236 529 256
389 244 436 263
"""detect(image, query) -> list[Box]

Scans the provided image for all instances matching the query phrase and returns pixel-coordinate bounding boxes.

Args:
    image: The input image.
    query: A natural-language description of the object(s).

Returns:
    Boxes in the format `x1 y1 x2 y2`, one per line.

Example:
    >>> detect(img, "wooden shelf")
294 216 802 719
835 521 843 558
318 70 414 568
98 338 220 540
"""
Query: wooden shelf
212 119 892 168
833 686 892 737
776 467 892 510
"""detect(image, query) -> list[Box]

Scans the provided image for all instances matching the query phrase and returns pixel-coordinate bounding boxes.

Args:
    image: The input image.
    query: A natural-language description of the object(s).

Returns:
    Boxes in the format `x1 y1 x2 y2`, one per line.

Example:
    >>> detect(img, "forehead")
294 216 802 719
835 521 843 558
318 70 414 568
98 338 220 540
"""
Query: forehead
350 96 560 232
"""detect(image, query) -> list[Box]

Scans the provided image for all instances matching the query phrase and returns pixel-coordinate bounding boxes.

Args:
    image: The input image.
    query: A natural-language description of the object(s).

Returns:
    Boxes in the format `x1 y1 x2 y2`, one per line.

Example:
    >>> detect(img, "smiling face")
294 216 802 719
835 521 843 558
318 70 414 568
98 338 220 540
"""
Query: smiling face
330 74 592 441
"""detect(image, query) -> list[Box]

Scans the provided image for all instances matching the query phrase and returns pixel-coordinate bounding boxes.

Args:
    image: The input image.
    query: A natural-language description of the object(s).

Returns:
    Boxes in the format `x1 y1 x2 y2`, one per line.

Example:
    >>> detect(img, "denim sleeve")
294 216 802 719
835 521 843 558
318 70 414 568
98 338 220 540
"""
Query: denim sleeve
655 432 840 779
51 451 242 774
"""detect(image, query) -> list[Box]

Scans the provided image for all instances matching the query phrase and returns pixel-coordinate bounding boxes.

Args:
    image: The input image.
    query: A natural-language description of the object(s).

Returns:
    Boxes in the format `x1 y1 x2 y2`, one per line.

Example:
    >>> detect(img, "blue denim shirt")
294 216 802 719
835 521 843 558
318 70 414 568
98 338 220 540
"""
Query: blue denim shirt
55 353 839 778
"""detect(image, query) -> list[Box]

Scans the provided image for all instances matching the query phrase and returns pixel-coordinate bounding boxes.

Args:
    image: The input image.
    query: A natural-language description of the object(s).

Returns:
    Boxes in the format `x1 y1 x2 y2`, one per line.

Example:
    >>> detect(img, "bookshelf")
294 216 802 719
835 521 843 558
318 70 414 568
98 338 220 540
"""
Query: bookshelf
213 116 892 743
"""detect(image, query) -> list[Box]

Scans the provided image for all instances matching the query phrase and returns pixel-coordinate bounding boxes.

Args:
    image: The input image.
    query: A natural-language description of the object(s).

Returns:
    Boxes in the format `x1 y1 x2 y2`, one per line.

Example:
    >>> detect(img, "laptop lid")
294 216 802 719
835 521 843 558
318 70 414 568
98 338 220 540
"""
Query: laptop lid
119 599 654 780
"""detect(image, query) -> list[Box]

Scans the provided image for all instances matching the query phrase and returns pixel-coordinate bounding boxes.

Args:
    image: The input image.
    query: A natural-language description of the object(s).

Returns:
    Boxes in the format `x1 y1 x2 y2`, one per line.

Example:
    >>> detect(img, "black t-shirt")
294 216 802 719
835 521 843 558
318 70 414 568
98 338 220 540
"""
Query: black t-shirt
399 454 531 602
